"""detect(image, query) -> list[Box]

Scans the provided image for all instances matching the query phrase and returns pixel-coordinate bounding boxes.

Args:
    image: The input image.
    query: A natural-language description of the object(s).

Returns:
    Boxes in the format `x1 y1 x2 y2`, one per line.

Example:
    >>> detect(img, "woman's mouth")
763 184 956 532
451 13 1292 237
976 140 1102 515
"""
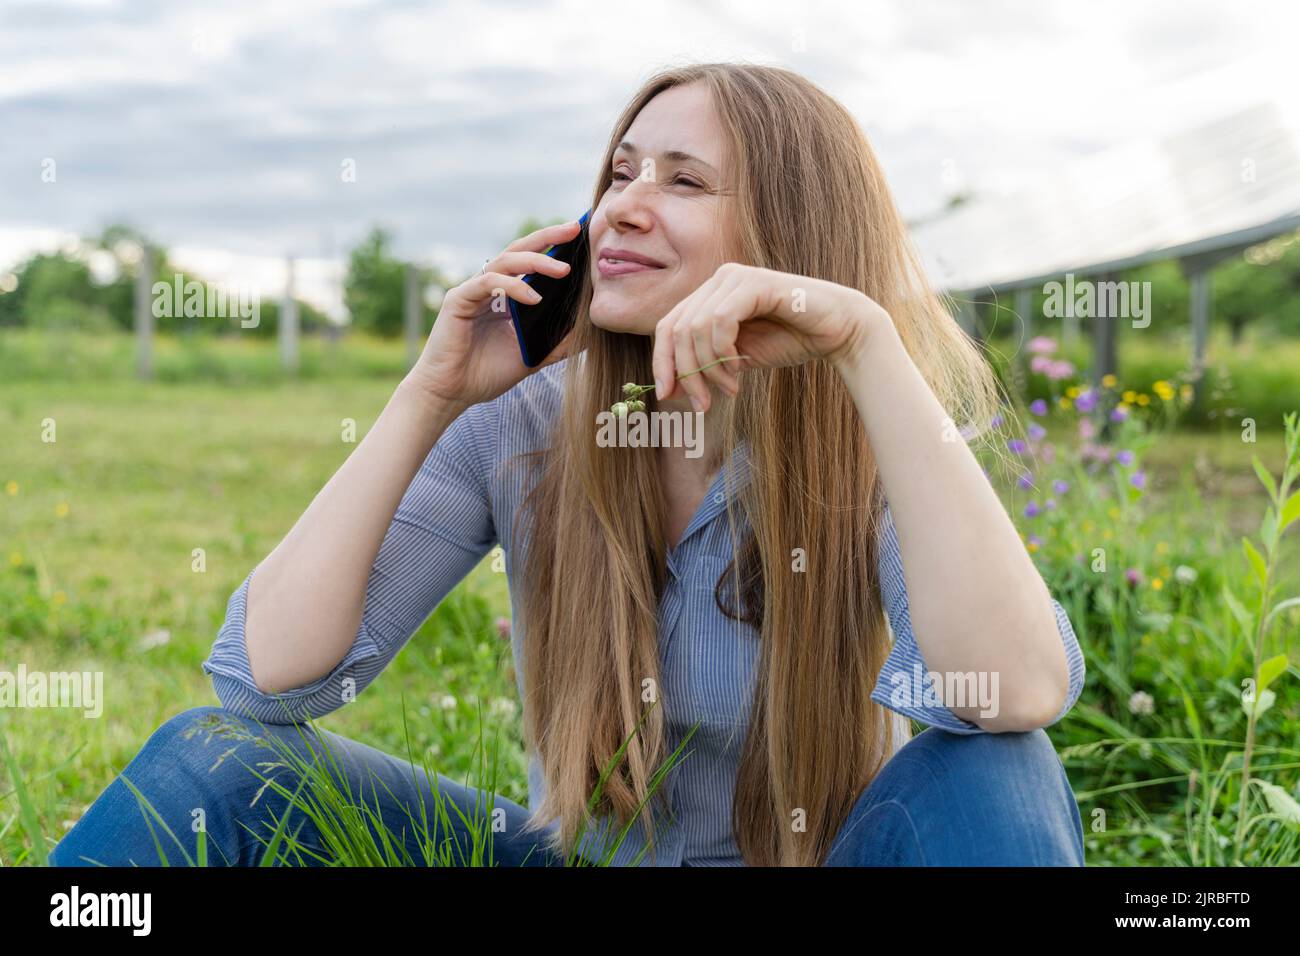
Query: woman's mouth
597 255 665 278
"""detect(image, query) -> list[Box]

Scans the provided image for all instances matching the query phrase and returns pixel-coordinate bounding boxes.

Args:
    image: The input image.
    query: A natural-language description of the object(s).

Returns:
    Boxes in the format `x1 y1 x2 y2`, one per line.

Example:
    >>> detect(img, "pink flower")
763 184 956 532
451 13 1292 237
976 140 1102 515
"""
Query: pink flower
1047 360 1075 381
1079 418 1096 440
1028 336 1057 355
495 616 512 639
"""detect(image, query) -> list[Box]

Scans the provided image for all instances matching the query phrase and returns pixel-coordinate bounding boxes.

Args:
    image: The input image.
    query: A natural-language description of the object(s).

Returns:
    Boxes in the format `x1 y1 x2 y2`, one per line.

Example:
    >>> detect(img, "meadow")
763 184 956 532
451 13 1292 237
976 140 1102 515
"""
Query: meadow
1 328 1298 866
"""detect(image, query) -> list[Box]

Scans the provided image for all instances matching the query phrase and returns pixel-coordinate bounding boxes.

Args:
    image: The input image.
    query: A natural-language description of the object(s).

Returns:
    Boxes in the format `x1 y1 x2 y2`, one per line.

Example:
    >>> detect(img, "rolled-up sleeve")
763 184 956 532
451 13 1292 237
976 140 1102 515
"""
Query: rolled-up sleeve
201 399 499 725
868 501 1086 734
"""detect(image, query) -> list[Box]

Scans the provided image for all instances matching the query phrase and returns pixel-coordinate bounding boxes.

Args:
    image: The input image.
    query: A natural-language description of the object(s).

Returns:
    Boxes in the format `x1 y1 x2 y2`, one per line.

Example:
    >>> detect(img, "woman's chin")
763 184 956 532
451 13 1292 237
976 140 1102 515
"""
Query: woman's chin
589 299 656 336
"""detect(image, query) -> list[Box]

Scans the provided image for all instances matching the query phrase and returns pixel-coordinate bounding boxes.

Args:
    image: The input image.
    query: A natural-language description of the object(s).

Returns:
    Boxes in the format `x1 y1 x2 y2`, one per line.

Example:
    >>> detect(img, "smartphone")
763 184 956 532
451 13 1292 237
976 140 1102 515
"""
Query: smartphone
508 208 591 367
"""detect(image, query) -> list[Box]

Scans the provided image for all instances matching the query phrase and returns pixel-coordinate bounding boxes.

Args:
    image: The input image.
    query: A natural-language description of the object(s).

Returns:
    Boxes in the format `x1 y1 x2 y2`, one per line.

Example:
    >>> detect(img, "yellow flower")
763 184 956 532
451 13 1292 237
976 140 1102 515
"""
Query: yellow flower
1082 520 1096 533
1136 393 1151 406
1155 541 1169 554
1107 507 1121 520
1116 401 1131 414
52 590 67 606
1151 577 1164 590
1180 384 1194 402
1103 529 1114 540
1058 396 1072 410
1122 390 1137 403
1101 374 1118 388
1153 380 1175 401
1066 385 1081 398
55 501 70 518
8 551 22 566
1027 541 1040 553
4 480 17 496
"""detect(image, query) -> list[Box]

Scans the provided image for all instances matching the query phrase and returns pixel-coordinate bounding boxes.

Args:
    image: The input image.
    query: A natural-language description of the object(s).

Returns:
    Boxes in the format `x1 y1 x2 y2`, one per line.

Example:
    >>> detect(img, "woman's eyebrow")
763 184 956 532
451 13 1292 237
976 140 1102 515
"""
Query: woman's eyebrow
614 140 718 176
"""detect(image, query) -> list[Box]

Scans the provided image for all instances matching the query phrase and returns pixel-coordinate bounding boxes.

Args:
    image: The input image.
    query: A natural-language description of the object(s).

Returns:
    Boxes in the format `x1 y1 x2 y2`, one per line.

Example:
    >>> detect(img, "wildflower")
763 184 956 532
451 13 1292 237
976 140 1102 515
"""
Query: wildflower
1131 469 1146 490
1008 438 1028 455
1047 360 1075 381
1128 690 1155 715
1079 418 1096 440
4 480 17 496
611 401 630 418
438 693 458 710
1125 568 1142 586
1101 373 1118 388
1045 498 1057 510
1058 396 1072 410
1151 577 1164 590
1028 422 1047 442
7 551 21 567
1026 536 1042 552
55 501 70 518
1174 565 1197 585
1116 449 1135 466
495 616 512 639
488 697 517 719
1179 383 1194 402
1075 390 1098 413
1024 500 1042 518
1155 541 1169 554
1110 404 1129 422
1122 390 1137 404
1017 472 1034 490
1029 399 1048 416
1152 380 1175 401
1065 385 1081 399
1136 393 1150 406
1031 355 1052 374
990 413 1004 428
52 590 67 606
1052 479 1070 494
1028 336 1057 354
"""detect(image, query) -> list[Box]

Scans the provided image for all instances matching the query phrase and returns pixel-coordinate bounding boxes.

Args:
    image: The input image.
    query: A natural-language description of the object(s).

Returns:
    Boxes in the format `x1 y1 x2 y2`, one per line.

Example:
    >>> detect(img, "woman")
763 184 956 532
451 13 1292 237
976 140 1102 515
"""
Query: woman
51 62 1086 868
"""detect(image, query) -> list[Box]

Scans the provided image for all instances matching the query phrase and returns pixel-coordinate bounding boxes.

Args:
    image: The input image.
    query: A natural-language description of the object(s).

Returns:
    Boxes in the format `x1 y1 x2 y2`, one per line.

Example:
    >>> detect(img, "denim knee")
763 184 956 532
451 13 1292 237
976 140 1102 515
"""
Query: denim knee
826 727 1085 866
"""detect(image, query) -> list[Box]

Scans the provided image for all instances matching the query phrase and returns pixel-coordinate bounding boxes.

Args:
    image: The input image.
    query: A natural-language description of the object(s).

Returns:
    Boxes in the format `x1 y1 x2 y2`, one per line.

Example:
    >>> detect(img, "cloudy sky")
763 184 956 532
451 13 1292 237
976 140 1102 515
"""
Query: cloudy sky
3 0 1297 319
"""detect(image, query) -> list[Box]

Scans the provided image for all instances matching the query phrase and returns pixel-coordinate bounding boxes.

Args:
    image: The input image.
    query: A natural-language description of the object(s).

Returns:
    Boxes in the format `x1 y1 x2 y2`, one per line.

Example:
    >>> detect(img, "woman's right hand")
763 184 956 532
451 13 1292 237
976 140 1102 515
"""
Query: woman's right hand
401 219 584 413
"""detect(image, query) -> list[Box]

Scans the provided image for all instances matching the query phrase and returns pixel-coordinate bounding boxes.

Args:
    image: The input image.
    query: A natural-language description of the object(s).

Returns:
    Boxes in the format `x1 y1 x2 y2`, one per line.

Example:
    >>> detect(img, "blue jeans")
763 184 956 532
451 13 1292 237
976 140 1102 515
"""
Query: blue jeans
50 705 1084 867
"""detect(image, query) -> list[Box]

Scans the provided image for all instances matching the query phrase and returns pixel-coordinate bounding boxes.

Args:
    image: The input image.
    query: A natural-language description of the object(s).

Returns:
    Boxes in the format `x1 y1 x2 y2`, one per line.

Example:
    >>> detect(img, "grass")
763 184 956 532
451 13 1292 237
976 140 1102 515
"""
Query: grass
2 328 1298 866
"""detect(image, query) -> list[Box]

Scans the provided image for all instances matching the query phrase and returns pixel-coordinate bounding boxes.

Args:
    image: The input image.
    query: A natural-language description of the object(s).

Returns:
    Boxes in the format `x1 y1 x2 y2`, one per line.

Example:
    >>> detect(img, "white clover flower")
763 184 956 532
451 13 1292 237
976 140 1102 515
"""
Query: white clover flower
1174 565 1197 585
1128 690 1155 715
437 693 458 710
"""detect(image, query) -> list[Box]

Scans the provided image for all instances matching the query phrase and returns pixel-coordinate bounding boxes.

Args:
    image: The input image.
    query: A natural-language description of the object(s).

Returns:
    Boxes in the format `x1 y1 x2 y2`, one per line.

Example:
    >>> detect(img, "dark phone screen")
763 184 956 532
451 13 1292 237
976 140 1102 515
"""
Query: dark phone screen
508 209 591 367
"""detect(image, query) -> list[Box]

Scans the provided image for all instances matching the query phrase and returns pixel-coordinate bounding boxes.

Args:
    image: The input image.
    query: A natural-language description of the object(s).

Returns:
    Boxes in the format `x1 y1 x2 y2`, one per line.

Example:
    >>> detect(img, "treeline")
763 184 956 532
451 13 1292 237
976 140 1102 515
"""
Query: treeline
0 220 556 339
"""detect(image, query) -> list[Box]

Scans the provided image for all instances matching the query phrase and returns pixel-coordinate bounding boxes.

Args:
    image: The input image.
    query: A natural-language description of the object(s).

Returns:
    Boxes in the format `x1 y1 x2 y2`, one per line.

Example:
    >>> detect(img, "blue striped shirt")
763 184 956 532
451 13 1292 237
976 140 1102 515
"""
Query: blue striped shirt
202 358 1086 866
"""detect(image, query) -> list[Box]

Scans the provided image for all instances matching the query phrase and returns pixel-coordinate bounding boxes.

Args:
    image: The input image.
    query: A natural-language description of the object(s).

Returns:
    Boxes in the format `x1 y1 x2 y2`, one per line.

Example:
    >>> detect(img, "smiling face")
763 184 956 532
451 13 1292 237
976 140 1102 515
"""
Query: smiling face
588 81 737 336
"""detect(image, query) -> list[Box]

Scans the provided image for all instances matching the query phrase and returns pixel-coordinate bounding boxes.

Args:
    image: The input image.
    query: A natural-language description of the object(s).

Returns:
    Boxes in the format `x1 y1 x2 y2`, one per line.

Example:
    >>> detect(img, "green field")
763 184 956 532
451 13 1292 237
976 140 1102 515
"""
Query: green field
2 330 1298 866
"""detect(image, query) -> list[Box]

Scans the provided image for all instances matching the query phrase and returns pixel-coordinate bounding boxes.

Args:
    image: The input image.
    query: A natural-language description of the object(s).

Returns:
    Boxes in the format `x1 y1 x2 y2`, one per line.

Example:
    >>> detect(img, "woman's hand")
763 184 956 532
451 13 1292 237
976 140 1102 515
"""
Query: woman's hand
402 220 583 413
650 262 890 411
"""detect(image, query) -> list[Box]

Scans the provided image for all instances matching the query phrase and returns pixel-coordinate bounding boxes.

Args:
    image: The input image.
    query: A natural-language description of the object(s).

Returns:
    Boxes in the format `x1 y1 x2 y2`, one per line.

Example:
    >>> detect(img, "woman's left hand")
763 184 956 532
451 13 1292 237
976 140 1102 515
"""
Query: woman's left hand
651 262 889 410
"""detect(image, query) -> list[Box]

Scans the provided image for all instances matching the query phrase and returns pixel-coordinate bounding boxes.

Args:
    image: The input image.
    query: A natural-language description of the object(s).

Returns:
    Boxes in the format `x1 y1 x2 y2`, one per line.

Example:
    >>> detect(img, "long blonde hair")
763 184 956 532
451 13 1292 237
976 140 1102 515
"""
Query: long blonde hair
509 62 1004 866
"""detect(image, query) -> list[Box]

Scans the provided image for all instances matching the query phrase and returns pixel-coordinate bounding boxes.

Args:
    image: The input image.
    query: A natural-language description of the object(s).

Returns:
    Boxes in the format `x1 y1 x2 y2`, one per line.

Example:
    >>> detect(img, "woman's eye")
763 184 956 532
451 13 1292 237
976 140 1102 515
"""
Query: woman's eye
610 170 702 188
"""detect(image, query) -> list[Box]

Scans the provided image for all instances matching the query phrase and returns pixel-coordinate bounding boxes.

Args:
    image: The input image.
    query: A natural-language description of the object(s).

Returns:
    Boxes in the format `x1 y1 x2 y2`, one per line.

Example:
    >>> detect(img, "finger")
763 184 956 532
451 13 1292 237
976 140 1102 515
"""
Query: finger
506 219 583 255
674 314 710 412
653 279 713 400
685 281 738 407
485 249 574 280
477 272 542 315
695 275 749 398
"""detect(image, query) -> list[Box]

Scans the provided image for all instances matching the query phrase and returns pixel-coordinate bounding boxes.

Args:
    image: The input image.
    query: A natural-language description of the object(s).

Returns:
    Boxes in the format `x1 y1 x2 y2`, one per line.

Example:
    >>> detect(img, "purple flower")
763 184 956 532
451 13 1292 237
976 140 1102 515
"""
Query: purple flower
1116 449 1135 466
1029 399 1048 416
1008 438 1028 455
990 413 1004 429
1130 469 1146 490
1110 406 1128 422
1028 535 1044 548
1052 479 1070 494
1075 390 1098 413
1125 568 1143 586
1024 500 1041 518
1028 422 1047 442
1045 498 1057 510
495 616 512 639
1016 472 1034 489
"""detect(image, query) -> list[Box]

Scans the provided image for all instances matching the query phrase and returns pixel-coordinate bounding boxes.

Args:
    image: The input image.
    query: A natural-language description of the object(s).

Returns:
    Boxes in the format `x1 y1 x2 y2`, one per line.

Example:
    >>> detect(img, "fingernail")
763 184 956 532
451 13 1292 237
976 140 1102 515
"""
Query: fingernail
654 378 663 400
690 396 702 413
